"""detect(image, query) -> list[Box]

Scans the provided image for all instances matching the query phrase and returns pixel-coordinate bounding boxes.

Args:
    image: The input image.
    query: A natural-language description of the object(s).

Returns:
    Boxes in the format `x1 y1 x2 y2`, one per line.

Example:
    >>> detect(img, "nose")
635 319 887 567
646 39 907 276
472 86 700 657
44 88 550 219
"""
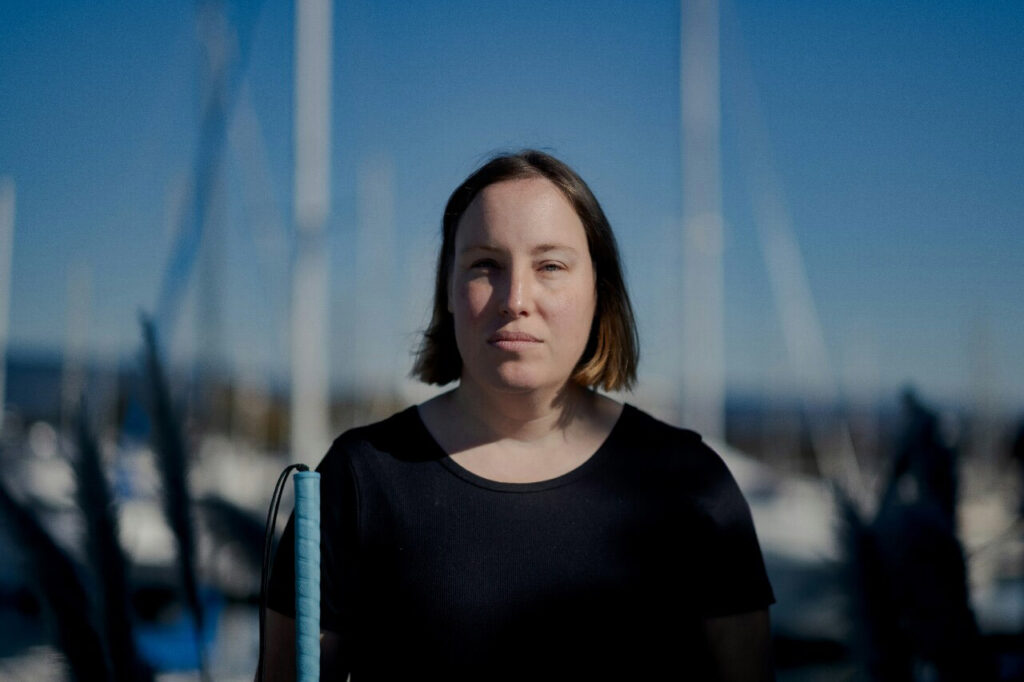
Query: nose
499 266 529 318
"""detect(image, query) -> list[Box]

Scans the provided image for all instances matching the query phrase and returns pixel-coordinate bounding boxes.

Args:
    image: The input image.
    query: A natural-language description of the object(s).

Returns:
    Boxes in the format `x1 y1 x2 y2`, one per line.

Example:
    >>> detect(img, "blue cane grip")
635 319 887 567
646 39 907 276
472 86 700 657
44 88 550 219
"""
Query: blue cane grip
293 471 321 682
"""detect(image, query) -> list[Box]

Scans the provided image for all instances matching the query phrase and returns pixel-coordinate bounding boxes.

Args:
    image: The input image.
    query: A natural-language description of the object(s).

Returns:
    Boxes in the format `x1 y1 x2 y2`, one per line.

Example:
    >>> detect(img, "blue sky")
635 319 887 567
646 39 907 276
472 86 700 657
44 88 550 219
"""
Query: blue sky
1 0 1022 411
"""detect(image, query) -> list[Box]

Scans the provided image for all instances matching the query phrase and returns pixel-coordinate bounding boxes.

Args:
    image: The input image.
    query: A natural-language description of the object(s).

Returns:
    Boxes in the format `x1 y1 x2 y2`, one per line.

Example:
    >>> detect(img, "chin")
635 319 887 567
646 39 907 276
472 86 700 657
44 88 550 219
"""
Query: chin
483 365 555 394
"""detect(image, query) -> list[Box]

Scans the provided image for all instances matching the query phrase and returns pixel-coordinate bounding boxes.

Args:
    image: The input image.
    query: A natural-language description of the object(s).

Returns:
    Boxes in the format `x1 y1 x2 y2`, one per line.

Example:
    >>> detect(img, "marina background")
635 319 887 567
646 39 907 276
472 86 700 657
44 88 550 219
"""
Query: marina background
1 0 1022 679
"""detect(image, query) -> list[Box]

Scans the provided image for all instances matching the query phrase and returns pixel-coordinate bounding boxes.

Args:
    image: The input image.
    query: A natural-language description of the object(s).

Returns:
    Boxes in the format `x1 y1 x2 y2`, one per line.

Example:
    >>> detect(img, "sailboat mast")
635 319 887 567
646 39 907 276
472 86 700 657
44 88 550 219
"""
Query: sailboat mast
290 0 334 460
680 0 726 440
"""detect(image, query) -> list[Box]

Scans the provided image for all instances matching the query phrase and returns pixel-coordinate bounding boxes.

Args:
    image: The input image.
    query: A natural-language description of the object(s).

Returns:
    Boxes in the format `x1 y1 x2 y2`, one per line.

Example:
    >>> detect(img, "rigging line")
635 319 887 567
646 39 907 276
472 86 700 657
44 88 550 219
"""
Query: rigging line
719 0 867 506
154 0 272 344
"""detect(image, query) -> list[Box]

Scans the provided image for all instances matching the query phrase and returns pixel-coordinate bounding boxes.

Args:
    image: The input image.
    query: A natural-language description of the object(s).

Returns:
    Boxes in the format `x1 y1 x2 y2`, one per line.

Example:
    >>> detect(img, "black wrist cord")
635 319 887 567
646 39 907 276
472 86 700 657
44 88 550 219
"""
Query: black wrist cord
256 463 309 682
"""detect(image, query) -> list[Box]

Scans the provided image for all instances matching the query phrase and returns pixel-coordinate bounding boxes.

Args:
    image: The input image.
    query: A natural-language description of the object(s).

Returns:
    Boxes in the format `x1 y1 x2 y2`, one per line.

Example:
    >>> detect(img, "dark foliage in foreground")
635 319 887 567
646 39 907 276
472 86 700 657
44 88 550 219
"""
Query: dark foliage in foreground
139 314 208 681
841 389 998 681
72 401 153 682
0 478 110 682
838 485 912 681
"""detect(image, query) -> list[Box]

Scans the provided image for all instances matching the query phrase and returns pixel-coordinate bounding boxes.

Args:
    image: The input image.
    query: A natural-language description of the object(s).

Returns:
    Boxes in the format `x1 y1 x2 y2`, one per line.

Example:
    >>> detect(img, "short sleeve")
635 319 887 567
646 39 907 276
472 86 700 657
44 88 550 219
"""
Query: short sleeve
689 443 775 618
266 441 360 638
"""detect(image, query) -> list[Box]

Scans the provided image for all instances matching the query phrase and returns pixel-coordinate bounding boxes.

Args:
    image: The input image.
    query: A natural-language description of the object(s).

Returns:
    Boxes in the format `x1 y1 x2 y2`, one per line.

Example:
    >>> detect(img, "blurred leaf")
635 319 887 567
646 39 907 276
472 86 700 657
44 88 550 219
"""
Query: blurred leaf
138 314 207 680
0 478 110 682
72 400 152 682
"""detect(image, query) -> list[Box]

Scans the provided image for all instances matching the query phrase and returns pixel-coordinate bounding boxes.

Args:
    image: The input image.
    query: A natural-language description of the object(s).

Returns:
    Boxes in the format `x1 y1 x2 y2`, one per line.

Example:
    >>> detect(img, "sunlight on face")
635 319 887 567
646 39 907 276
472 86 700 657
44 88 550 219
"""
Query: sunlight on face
449 176 597 394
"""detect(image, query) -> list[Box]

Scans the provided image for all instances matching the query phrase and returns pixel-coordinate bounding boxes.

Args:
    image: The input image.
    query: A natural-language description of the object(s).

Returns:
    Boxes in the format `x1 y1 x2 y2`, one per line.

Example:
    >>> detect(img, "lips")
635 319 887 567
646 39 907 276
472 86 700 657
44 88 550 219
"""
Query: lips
487 330 541 349
489 330 540 342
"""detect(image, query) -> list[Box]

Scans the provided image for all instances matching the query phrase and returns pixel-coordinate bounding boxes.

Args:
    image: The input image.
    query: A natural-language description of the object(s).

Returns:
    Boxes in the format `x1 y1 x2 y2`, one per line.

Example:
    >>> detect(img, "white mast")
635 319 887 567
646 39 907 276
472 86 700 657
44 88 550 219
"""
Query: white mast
680 0 726 440
290 0 334 460
0 177 14 434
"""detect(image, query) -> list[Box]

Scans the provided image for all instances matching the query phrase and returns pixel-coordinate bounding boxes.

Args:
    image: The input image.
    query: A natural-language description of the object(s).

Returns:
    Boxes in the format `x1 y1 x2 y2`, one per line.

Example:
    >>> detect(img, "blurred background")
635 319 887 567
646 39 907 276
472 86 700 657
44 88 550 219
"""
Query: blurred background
1 0 1022 680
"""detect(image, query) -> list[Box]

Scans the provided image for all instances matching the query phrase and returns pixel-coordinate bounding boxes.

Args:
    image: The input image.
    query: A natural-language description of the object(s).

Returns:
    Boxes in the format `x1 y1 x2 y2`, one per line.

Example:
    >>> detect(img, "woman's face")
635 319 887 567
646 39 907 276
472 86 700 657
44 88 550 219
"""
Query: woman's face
449 176 597 396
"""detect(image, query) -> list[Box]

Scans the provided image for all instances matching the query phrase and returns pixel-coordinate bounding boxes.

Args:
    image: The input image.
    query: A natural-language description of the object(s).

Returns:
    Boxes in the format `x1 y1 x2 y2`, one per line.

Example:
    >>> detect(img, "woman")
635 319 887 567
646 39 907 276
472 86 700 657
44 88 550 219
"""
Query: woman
265 150 775 680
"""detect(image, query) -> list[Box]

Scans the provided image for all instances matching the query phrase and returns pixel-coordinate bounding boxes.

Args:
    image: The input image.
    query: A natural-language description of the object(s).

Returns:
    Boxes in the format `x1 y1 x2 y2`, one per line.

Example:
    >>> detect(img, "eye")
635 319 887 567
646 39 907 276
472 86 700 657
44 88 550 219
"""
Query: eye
471 258 499 269
539 262 565 272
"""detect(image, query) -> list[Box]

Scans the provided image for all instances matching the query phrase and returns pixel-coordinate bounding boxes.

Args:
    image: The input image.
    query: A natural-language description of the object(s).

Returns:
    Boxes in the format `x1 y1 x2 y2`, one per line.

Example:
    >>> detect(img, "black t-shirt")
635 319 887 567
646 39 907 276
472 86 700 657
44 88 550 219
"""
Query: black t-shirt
268 403 774 680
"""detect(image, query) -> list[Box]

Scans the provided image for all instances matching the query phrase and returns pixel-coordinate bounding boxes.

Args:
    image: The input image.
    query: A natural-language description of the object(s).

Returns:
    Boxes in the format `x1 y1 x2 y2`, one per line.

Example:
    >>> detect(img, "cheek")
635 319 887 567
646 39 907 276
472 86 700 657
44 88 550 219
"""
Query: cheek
454 278 492 320
553 288 596 338
578 299 598 339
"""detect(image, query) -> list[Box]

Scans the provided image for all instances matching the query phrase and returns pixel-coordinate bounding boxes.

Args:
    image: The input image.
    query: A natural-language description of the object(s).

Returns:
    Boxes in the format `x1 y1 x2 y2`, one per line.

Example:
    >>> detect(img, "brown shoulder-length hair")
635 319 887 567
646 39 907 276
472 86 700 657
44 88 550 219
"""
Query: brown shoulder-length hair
412 150 639 391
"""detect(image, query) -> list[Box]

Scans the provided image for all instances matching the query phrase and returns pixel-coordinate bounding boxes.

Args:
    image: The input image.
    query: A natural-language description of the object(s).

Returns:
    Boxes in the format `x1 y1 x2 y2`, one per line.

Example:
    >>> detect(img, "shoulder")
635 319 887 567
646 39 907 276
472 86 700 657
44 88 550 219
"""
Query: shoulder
621 405 725 468
621 403 703 449
619 407 775 615
316 406 440 477
618 404 744 501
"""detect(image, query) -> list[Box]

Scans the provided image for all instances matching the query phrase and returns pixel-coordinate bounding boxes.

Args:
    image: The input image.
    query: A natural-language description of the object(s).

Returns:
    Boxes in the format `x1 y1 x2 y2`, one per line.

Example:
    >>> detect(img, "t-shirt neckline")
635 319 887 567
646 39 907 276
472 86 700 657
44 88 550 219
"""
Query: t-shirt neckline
409 402 634 493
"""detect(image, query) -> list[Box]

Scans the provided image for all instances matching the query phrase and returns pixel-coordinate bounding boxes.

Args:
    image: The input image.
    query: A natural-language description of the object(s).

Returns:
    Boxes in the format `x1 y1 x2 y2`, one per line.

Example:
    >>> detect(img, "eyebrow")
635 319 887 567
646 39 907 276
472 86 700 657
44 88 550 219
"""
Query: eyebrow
459 243 579 256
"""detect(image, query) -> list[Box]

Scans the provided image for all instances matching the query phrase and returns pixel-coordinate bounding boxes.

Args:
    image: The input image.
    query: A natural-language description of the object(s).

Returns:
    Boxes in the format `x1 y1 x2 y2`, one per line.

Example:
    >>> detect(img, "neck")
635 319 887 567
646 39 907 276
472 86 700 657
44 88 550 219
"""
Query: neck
450 376 591 444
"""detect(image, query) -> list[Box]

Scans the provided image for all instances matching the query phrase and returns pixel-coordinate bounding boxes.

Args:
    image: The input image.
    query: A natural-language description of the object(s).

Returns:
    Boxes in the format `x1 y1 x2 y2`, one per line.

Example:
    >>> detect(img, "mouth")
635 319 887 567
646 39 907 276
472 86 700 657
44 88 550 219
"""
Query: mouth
487 330 541 350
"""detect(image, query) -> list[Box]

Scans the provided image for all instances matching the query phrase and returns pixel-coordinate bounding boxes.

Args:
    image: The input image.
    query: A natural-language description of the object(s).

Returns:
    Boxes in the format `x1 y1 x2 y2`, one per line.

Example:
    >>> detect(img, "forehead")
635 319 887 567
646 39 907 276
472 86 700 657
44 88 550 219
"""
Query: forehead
455 176 587 249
